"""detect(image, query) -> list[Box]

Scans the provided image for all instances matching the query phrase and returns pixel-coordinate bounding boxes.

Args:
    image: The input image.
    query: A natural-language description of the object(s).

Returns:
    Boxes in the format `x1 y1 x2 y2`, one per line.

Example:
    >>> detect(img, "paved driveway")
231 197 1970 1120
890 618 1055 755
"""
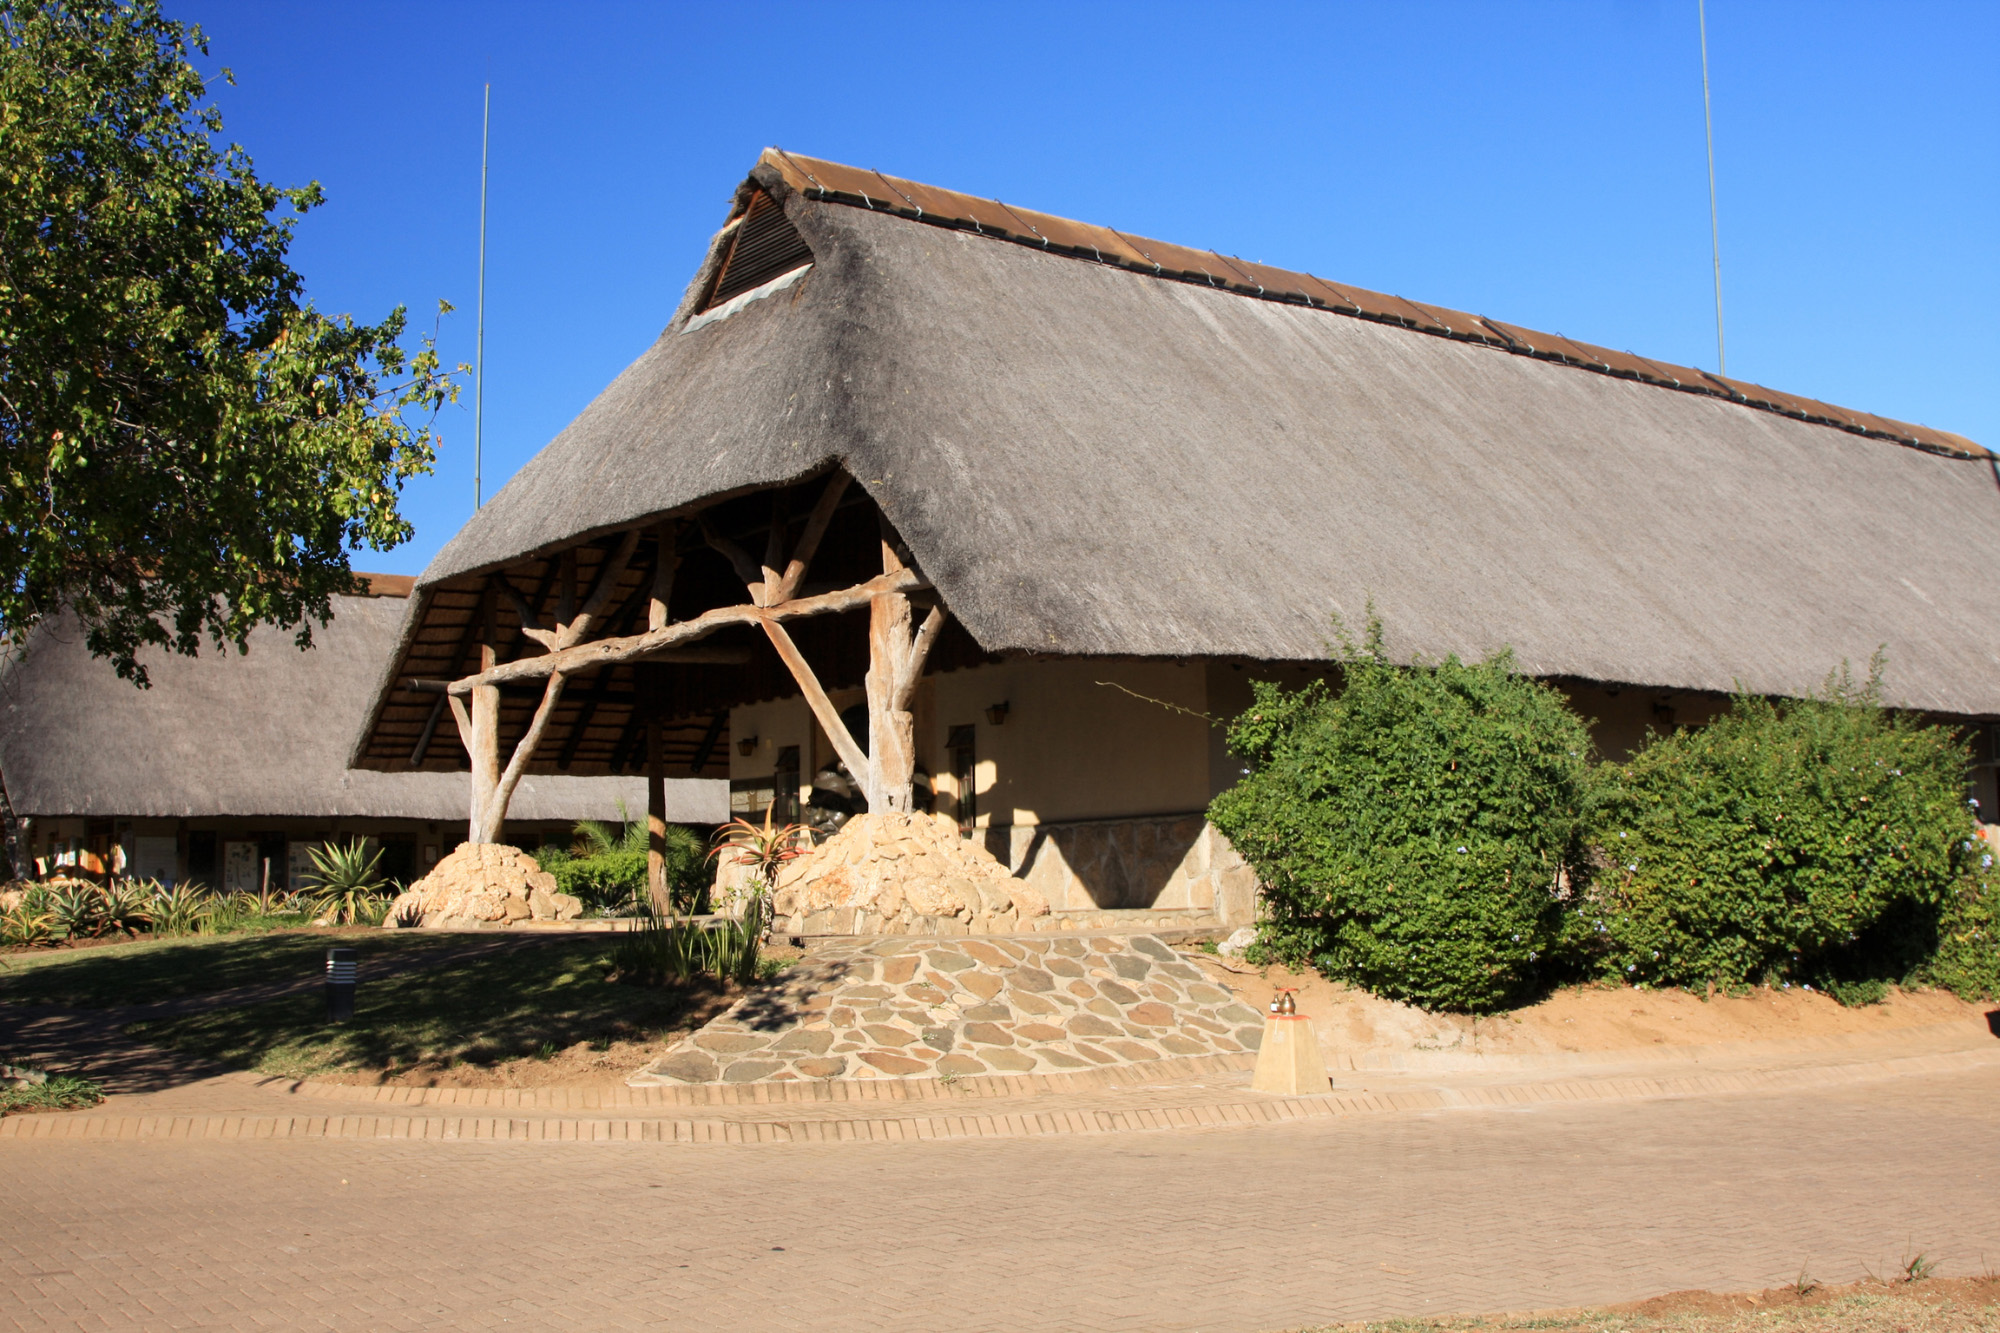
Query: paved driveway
4 1066 1997 1333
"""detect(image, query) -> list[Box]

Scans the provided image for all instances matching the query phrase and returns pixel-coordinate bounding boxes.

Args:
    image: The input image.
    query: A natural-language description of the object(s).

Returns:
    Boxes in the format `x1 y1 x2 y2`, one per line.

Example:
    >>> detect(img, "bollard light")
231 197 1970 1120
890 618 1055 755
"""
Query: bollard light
325 947 357 1022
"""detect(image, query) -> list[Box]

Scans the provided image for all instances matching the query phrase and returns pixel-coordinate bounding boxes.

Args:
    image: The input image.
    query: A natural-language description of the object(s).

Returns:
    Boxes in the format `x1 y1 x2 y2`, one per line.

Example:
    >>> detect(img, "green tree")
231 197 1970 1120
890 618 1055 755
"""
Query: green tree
1210 621 1599 1013
0 0 458 682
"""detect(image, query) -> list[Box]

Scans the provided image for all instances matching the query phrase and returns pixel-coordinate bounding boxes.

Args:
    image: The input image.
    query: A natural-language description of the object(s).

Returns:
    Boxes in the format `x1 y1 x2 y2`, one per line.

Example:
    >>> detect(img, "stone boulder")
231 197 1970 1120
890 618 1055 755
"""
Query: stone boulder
384 843 583 929
768 812 1049 936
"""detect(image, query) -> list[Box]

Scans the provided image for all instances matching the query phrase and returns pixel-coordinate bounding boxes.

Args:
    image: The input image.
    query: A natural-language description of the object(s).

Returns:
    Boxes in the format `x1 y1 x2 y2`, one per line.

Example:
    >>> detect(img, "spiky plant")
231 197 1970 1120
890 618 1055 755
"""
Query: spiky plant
304 840 389 926
97 879 155 936
149 882 217 936
0 900 55 948
44 880 103 939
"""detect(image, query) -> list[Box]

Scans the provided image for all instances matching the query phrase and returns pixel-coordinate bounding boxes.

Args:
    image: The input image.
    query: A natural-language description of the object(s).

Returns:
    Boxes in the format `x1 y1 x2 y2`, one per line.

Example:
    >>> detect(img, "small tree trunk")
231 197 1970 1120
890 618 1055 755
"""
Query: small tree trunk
0 763 27 880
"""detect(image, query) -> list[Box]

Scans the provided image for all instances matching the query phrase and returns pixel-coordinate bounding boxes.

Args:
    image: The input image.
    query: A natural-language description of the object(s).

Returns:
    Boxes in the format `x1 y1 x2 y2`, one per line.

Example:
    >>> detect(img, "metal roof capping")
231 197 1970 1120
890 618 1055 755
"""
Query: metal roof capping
759 148 1987 462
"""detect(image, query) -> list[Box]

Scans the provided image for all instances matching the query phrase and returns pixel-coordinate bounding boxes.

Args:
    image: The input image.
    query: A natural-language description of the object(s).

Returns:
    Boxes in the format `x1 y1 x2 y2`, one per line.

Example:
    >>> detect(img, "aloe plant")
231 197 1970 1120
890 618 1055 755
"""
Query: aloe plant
149 881 216 936
0 899 54 947
98 879 155 936
44 880 103 939
304 840 389 926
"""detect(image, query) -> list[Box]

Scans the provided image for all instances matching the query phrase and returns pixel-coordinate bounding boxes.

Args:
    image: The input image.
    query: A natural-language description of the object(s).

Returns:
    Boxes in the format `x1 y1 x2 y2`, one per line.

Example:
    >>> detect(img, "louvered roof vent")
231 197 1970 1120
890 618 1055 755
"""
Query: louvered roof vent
699 190 814 312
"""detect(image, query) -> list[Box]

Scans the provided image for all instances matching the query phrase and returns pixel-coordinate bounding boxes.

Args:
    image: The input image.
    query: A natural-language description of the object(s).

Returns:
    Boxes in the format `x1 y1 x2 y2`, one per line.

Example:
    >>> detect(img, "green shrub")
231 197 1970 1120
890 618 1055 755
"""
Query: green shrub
535 816 710 915
1925 868 2000 999
1582 661 1979 991
1208 623 1598 1013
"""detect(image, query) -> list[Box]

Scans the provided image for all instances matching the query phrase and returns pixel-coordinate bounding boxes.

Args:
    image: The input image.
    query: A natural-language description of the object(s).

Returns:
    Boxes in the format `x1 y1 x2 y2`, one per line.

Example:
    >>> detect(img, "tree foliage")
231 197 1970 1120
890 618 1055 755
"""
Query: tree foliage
0 0 458 681
1580 660 1986 991
1209 621 1598 1013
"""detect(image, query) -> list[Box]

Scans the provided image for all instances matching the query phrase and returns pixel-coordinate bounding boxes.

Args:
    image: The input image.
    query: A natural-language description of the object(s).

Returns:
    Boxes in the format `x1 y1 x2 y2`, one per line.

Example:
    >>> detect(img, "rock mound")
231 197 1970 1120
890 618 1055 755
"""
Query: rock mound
384 843 583 929
770 812 1050 936
629 933 1266 1085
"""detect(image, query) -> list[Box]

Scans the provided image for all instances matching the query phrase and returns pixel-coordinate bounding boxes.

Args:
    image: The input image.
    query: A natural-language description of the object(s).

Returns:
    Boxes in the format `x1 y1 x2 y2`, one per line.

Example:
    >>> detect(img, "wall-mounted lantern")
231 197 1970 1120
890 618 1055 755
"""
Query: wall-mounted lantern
985 702 1011 727
737 735 760 757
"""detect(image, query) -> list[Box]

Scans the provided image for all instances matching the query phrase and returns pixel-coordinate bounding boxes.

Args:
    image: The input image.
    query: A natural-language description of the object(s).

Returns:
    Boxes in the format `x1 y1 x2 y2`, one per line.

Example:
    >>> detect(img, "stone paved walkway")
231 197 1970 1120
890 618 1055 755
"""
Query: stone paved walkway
4 1057 1998 1331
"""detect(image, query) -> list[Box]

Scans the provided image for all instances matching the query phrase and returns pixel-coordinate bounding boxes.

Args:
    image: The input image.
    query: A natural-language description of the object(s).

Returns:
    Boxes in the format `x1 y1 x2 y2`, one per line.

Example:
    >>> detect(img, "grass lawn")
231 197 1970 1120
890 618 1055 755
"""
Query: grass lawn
0 1072 105 1117
1301 1278 2000 1333
128 936 734 1080
0 928 469 1008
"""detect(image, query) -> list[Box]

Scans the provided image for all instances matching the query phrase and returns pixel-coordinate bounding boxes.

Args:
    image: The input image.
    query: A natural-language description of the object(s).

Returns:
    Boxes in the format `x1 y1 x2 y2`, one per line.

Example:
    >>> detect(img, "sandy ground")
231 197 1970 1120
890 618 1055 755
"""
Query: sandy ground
1197 954 1998 1063
1291 1277 2000 1333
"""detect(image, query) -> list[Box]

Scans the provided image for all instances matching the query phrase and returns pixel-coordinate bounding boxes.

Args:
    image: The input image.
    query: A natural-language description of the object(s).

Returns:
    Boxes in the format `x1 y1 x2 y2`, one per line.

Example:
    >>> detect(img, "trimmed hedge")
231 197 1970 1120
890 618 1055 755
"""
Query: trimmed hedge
1212 636 2000 1012
1580 664 1982 992
1208 628 1597 1014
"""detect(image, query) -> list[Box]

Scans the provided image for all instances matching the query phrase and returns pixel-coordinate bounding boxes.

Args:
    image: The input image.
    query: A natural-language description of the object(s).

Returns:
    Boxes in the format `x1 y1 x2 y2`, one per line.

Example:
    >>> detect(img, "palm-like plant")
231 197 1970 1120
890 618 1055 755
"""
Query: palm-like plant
304 839 389 926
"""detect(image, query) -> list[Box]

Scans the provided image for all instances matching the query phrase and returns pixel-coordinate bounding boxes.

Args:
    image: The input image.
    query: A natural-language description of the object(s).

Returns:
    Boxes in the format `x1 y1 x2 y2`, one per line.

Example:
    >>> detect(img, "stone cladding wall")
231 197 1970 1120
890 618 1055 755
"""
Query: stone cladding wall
628 933 1266 1086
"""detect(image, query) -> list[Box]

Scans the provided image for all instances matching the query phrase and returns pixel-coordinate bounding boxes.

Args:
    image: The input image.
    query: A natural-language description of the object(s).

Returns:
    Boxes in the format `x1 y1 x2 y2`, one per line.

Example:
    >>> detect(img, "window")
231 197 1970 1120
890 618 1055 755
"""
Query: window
946 724 977 827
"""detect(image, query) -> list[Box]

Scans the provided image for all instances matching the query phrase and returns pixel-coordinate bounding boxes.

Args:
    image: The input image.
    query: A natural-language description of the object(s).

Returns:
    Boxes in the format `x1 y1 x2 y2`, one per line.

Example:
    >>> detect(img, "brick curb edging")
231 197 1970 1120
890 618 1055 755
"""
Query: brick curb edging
6 1046 1994 1145
249 1051 1260 1110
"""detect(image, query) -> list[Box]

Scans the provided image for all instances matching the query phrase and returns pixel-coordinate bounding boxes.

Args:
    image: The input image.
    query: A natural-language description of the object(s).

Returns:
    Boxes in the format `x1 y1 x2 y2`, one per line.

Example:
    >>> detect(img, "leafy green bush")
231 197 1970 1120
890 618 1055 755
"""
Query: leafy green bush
1581 662 1980 991
1209 624 1598 1013
534 815 710 915
1924 866 2000 999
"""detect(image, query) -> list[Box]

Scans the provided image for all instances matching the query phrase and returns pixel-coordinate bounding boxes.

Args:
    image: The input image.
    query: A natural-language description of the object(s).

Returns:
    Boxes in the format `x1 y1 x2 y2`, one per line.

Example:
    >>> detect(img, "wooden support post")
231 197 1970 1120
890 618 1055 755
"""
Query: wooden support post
468 588 502 845
646 711 669 916
861 528 948 814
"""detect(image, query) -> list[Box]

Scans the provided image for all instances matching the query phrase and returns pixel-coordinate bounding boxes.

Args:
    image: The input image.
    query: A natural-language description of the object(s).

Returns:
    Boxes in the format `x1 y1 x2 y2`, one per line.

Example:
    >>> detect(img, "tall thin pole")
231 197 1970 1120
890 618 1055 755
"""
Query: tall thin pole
474 82 490 510
1698 0 1725 376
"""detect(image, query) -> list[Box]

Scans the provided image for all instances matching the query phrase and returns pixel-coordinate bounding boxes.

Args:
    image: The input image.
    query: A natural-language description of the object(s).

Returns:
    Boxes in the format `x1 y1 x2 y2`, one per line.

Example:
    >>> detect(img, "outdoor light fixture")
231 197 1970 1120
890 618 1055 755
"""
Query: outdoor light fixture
985 702 1010 726
737 735 759 757
325 947 357 1023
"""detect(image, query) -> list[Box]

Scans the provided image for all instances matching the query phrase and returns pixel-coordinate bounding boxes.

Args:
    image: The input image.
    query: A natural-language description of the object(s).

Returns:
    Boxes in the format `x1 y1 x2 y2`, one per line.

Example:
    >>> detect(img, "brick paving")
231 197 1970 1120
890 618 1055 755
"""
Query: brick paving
4 1063 1998 1332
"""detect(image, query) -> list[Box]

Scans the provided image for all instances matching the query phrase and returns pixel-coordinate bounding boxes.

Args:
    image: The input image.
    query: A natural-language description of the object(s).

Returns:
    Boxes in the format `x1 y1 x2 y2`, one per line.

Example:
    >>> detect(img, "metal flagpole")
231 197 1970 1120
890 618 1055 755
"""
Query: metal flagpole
1699 0 1725 376
475 82 490 510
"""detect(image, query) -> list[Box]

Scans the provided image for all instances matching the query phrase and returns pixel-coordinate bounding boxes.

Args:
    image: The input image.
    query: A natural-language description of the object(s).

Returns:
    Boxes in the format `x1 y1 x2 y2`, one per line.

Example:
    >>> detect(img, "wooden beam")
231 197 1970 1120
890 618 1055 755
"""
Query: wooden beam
689 711 727 775
483 671 567 843
649 522 678 632
698 516 768 604
409 694 447 767
767 473 850 604
447 568 928 694
761 617 869 791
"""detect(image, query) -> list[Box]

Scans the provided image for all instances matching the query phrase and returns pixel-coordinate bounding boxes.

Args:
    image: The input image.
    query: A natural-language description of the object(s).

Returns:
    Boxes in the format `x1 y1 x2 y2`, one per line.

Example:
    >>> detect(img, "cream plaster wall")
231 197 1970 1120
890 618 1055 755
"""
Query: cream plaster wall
922 659 1211 827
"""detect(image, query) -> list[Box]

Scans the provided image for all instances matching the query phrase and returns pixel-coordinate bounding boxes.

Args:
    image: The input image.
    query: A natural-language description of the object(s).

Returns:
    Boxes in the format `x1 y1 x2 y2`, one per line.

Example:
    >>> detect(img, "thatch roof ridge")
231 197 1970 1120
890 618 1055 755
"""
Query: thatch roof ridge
763 149 1983 463
3 592 726 822
382 153 2000 723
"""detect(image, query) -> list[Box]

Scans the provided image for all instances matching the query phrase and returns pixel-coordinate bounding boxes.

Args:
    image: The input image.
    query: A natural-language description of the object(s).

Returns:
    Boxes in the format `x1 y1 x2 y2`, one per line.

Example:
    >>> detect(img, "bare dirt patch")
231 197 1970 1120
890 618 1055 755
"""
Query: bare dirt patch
1289 1276 2000 1333
1196 955 1996 1062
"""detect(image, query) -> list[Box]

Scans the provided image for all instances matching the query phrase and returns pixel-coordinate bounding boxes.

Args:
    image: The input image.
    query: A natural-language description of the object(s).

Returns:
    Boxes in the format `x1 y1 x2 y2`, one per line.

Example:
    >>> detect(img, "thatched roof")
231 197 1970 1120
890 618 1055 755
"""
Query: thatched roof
361 148 2000 746
1 585 727 822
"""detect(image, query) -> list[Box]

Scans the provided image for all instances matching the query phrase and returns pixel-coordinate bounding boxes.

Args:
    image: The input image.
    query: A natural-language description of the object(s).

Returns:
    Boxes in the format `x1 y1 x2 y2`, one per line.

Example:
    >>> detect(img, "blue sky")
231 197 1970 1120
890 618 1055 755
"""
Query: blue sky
184 1 1998 576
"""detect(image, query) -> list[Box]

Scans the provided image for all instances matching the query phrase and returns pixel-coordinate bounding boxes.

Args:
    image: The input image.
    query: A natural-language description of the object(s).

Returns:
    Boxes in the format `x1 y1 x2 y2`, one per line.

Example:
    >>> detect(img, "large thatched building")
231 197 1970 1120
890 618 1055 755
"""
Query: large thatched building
0 577 725 888
349 150 2000 927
